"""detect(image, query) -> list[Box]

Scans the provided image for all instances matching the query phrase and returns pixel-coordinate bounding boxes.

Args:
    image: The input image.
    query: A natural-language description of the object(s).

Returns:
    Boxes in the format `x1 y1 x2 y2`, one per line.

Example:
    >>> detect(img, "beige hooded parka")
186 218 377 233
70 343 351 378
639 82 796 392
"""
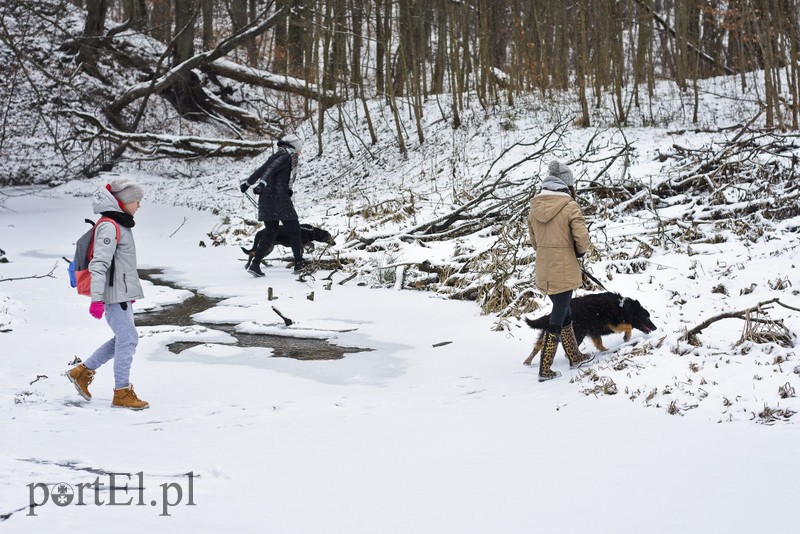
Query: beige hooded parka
528 190 591 295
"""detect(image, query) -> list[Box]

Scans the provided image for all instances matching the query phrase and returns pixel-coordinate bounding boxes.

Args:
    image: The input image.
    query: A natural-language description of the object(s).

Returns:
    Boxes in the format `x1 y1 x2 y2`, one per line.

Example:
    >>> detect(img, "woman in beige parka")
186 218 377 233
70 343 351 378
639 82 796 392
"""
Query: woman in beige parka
527 160 595 381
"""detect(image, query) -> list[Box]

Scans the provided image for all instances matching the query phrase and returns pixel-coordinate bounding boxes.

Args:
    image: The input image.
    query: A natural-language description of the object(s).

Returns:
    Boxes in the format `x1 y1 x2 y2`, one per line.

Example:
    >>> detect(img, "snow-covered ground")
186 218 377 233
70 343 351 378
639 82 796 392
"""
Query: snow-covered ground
1 168 799 532
2 12 800 526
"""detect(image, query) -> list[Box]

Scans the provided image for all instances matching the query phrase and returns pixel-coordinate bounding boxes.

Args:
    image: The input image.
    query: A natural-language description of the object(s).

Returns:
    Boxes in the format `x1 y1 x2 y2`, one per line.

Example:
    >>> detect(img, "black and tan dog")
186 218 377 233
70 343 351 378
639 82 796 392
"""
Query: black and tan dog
242 223 335 270
522 292 657 365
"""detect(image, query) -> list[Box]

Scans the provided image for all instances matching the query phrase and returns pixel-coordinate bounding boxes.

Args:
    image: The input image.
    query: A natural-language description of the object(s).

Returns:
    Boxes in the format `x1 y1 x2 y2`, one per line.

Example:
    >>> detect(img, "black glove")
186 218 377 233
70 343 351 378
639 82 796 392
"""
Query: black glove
253 183 265 195
287 189 293 197
240 182 249 193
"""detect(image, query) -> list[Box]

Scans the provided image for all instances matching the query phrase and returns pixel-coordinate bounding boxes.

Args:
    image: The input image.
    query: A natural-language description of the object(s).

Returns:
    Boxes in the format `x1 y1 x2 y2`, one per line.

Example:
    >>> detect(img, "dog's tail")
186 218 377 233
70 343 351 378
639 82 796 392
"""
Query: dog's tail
241 246 255 255
524 313 551 331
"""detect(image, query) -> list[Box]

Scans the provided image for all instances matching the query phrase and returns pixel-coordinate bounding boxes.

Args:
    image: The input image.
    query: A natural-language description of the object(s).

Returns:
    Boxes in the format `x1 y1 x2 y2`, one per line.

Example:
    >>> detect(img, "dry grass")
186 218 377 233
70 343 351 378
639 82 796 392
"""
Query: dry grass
755 404 797 425
576 368 618 396
736 312 795 348
778 382 796 399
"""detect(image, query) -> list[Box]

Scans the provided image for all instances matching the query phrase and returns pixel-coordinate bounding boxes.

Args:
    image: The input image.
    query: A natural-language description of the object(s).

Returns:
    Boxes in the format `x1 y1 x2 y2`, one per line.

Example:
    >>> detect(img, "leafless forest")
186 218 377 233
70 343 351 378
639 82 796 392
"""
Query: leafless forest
1 0 799 179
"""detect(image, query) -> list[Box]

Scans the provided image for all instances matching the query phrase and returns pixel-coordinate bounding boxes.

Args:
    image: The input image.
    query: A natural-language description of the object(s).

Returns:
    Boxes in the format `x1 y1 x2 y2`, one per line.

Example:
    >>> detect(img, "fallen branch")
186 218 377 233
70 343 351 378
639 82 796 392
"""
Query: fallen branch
71 111 274 157
205 60 341 106
0 262 59 283
107 3 287 116
682 298 781 344
338 272 357 285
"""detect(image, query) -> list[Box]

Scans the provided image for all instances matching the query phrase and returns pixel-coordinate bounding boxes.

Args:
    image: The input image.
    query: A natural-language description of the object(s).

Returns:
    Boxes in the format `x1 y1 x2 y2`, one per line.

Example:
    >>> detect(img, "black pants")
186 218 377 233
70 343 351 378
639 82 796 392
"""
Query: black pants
547 290 573 330
256 220 303 263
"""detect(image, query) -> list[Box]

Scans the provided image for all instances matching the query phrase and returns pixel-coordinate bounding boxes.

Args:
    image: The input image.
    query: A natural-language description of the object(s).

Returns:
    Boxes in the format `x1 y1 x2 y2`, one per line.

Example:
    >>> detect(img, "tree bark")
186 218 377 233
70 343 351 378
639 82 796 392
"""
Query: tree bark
79 0 108 66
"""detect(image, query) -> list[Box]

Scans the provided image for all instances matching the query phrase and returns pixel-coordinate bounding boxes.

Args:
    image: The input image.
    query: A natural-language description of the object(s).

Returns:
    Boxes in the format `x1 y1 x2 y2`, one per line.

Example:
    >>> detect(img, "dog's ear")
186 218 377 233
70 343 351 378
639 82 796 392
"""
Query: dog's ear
625 298 649 321
621 298 638 320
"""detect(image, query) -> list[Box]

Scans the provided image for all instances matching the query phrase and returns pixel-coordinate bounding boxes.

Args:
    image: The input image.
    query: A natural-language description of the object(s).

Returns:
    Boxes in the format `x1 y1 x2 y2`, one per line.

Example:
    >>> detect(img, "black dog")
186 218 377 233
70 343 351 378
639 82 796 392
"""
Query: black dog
522 292 657 365
241 223 335 269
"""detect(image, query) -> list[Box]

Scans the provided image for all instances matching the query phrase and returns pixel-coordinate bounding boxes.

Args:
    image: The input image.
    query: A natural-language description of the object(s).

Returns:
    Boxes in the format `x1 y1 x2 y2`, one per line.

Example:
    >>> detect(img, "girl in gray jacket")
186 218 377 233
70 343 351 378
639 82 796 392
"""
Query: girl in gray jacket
67 179 149 410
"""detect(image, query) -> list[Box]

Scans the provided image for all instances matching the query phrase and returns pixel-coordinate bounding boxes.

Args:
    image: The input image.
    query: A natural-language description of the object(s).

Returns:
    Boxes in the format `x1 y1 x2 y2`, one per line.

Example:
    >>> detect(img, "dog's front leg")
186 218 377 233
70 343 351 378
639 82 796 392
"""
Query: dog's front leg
591 336 608 351
523 335 544 365
610 323 633 341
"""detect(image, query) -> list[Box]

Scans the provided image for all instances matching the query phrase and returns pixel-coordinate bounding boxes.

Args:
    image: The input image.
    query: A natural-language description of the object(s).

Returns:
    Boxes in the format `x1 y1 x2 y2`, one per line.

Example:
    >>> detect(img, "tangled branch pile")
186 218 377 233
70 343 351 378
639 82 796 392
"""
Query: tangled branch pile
656 126 800 222
336 122 798 324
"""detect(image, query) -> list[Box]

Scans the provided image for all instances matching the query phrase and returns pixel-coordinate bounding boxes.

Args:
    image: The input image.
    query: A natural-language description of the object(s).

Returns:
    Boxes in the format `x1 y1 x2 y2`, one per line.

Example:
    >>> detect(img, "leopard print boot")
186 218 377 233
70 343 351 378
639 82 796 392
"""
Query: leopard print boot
561 323 595 369
538 327 562 382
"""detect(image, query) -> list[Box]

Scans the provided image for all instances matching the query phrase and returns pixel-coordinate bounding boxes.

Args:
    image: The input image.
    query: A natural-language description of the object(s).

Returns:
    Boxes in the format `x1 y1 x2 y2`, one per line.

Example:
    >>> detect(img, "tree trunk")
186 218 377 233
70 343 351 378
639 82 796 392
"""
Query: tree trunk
272 0 287 73
200 0 213 50
576 0 590 127
80 0 108 65
123 0 149 32
173 0 197 65
431 0 447 94
350 0 364 93
287 1 306 76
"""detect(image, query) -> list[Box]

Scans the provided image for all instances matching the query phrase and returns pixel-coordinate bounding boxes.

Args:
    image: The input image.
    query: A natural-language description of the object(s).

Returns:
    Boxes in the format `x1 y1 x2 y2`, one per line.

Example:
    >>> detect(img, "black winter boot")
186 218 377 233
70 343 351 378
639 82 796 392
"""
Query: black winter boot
247 253 266 277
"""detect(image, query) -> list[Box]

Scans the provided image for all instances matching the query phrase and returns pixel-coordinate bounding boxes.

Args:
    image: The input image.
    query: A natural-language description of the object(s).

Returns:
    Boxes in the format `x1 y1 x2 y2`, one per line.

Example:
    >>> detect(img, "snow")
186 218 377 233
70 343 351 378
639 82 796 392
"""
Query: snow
2 3 800 528
1 167 799 531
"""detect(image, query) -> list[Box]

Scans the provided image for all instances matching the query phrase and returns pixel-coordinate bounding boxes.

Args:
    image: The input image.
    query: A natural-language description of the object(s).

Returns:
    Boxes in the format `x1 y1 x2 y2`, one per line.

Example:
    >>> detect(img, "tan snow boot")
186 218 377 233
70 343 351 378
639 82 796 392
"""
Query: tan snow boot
538 327 562 382
112 384 149 410
561 323 595 369
66 363 95 400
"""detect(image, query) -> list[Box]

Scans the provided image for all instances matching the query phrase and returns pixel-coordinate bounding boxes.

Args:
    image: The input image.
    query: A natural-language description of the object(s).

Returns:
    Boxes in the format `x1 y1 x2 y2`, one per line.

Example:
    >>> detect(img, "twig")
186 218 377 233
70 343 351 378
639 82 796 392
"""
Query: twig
0 262 59 283
775 300 800 313
169 217 188 238
338 272 357 285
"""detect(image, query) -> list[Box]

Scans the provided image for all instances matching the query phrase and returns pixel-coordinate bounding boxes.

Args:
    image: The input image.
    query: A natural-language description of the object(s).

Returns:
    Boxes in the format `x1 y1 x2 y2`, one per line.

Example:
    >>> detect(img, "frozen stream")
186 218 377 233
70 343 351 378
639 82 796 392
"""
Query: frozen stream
136 269 369 360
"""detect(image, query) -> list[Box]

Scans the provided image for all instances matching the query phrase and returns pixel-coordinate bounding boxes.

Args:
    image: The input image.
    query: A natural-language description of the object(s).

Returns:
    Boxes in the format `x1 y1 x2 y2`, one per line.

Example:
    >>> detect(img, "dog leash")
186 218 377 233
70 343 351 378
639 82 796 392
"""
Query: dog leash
243 191 258 208
581 264 610 292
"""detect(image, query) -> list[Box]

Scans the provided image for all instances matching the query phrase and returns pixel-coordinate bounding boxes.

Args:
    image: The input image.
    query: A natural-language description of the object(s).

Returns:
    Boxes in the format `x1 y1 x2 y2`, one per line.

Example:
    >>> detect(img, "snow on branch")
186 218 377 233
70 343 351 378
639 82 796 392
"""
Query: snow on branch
71 110 274 157
107 2 287 116
205 60 341 105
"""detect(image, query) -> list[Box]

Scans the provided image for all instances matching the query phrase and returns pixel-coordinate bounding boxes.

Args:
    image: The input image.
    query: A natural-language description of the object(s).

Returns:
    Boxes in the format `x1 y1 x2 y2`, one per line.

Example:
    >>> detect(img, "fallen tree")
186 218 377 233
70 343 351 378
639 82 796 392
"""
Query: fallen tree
105 3 289 124
71 110 276 158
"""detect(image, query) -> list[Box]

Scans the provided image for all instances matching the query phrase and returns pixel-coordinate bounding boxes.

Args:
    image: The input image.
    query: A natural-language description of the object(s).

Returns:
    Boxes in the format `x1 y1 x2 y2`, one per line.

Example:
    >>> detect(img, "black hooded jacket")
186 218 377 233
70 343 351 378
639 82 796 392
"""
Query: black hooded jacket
244 148 297 221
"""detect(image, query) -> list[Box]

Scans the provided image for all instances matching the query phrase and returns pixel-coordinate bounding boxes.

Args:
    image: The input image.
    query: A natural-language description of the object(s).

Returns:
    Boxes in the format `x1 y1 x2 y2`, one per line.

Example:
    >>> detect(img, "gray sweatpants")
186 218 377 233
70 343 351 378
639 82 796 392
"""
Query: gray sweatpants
83 302 139 389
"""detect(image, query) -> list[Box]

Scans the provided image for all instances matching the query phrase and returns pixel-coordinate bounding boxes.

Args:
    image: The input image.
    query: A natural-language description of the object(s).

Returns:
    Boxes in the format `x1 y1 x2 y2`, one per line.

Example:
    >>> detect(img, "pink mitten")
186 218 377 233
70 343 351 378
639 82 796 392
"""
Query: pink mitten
89 301 105 319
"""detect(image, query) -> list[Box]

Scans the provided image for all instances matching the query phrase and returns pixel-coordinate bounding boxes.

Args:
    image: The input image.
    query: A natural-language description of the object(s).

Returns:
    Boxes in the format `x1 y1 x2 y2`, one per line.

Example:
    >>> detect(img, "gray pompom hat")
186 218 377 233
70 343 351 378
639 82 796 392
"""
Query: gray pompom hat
109 178 145 204
280 134 303 152
548 160 575 187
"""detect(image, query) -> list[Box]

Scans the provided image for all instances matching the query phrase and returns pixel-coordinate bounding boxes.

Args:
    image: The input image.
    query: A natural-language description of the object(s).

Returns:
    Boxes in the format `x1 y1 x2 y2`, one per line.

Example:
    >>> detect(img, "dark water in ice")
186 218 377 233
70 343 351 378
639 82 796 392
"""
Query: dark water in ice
137 269 368 360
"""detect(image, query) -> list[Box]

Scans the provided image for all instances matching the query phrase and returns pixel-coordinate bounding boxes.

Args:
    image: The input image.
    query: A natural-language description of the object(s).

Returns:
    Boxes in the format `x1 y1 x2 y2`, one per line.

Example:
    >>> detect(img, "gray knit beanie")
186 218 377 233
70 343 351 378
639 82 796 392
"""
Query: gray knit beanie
548 160 575 187
109 178 144 204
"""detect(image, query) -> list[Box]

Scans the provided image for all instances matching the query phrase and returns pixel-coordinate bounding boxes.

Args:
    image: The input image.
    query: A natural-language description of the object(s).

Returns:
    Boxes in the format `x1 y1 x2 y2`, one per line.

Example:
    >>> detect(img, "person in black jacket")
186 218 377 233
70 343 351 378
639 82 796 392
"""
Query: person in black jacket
240 134 305 276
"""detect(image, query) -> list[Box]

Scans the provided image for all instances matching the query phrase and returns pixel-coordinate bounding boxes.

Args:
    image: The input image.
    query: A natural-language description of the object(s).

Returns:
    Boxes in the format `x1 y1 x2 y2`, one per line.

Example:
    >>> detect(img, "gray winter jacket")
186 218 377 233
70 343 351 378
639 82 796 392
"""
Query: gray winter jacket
89 187 145 303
